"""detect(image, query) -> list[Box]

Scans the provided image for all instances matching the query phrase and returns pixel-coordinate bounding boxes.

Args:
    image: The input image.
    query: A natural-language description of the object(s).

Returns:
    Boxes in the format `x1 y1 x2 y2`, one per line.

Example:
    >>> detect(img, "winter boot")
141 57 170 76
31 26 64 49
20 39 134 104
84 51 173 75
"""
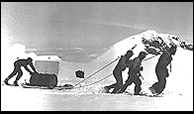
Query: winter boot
13 81 19 86
149 87 156 94
102 86 109 93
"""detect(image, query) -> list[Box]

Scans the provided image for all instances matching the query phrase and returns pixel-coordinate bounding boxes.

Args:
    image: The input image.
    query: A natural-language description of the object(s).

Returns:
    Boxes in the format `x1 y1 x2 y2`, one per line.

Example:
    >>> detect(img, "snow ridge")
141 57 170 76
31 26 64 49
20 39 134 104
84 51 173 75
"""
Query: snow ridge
112 30 193 57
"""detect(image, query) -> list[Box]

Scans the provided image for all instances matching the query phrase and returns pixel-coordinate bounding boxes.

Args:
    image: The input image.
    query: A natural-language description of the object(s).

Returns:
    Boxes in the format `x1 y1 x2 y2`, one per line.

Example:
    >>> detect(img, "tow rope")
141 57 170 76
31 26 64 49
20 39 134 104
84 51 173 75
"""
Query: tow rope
73 54 159 88
74 56 121 87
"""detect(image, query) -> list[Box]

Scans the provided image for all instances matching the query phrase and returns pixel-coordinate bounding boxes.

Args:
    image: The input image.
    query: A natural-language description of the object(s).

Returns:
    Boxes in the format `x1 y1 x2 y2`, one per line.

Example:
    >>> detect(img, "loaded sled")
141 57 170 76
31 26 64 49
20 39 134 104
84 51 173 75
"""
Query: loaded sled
24 72 58 89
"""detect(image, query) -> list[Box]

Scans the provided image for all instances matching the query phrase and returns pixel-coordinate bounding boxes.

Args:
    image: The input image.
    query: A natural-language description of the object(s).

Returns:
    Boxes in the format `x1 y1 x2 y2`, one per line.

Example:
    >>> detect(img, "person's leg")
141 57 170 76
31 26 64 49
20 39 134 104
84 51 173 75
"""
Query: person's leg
13 69 23 86
150 66 162 93
111 83 120 94
104 70 119 92
105 83 117 91
111 72 123 94
119 76 133 93
155 76 166 94
4 67 18 85
150 68 166 94
149 82 158 94
134 77 142 95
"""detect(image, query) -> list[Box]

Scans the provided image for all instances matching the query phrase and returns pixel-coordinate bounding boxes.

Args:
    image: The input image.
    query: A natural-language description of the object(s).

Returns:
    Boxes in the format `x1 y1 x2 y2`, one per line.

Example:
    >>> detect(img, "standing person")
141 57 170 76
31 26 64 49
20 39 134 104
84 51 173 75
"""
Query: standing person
3 57 37 86
119 51 147 95
149 45 177 94
103 50 134 94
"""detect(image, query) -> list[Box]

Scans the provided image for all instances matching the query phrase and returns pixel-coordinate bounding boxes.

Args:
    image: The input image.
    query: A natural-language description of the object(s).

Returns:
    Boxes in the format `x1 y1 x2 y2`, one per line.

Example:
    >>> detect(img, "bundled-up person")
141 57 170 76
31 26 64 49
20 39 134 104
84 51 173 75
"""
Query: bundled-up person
149 44 177 94
119 51 147 95
103 50 134 94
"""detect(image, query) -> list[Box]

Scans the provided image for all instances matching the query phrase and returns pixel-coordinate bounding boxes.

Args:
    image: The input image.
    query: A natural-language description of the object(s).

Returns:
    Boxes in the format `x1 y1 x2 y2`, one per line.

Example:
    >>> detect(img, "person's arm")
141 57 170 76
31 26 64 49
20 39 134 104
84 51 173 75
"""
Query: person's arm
132 58 139 70
24 65 33 74
14 60 19 66
14 61 17 67
126 60 133 67
29 62 37 73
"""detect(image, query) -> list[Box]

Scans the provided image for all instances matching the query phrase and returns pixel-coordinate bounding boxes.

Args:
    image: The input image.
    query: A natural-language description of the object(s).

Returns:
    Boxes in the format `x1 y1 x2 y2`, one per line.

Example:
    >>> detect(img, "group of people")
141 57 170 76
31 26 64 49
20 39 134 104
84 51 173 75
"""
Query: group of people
3 44 177 95
104 44 177 95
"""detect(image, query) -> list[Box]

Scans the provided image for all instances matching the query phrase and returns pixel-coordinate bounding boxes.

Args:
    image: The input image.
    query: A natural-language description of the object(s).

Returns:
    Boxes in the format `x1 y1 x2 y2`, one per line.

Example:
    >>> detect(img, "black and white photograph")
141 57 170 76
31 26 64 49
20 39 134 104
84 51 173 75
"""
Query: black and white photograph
1 2 193 111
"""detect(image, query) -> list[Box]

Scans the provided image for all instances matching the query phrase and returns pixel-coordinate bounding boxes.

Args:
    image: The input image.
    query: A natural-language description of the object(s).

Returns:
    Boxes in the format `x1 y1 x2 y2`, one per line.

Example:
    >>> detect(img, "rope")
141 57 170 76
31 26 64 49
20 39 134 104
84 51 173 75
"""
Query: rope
74 54 158 87
75 54 158 87
55 73 113 90
74 56 121 87
143 55 158 62
73 45 138 87
73 73 113 89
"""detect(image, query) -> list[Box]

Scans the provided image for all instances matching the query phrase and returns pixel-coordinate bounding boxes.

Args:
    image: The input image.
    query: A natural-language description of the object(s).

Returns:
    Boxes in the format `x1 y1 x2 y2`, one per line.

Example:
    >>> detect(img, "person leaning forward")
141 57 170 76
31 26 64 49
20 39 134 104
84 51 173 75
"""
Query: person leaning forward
103 50 134 94
149 45 177 94
3 57 37 86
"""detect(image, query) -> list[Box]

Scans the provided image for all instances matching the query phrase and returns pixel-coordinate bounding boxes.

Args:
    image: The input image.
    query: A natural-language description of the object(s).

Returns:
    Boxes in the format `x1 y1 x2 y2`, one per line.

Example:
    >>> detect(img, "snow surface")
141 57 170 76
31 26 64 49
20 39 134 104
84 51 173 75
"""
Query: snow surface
1 30 193 111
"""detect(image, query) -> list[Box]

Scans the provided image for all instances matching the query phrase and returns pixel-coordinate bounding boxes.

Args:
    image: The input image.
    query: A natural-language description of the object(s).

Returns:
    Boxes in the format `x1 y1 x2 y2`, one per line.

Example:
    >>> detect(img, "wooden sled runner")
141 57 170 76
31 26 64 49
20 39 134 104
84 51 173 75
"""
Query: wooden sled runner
21 83 74 90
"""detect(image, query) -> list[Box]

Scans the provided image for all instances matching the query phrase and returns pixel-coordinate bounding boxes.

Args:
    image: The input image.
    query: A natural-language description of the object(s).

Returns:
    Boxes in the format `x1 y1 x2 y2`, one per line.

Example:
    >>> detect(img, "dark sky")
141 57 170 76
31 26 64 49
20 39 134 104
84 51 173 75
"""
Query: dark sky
2 2 193 50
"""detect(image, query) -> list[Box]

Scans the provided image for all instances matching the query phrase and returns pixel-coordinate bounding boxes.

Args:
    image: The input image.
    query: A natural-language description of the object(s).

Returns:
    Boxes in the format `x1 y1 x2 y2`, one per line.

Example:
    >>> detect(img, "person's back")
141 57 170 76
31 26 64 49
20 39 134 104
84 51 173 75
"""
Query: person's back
131 58 141 73
157 51 172 68
130 52 146 75
14 59 29 68
113 56 124 71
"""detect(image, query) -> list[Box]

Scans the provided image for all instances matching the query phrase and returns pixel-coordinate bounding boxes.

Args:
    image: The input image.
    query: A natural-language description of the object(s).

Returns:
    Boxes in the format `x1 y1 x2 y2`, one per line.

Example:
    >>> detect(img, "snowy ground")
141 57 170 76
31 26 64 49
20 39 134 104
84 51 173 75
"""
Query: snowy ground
1 84 192 111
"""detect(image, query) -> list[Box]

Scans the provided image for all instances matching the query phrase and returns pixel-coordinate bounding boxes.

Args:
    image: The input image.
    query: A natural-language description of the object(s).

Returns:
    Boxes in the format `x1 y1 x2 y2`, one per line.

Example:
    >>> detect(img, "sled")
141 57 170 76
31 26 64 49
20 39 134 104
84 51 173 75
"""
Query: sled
21 83 74 90
29 72 58 89
55 84 74 90
21 83 50 89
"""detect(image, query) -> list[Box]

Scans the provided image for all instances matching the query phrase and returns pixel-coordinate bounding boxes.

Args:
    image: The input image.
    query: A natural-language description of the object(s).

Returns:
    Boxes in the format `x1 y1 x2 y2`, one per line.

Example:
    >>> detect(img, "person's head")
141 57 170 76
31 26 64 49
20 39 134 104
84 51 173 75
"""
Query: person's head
27 57 33 63
138 51 147 60
125 50 134 58
168 44 177 55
